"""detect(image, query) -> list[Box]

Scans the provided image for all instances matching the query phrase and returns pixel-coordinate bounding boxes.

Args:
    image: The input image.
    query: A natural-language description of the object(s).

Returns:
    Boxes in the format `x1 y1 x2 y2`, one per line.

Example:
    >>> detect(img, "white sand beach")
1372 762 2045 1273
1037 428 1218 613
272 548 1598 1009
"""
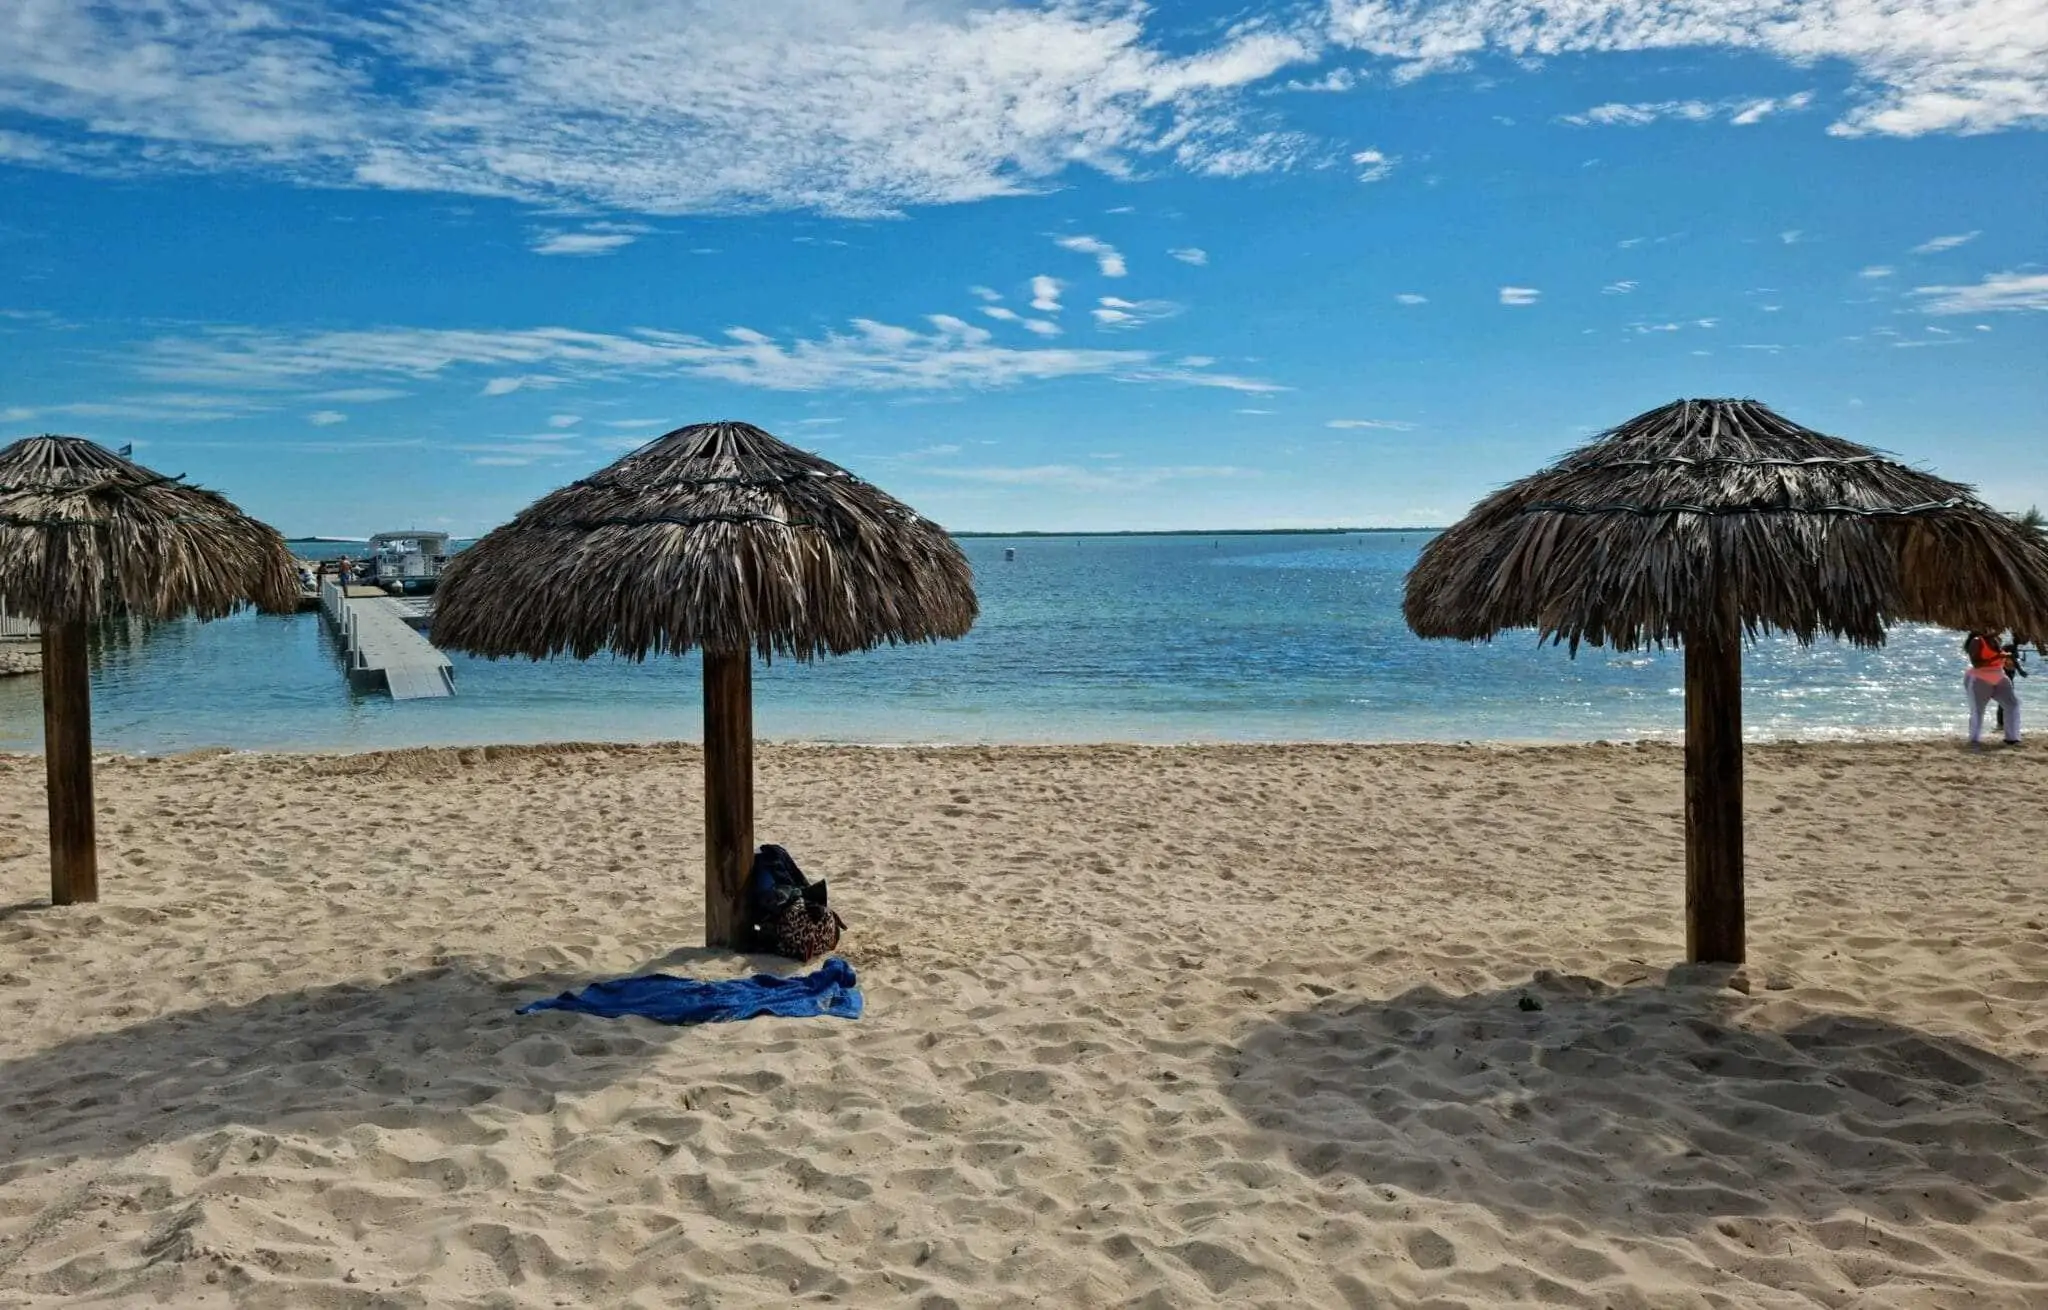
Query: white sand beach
1 741 2045 1308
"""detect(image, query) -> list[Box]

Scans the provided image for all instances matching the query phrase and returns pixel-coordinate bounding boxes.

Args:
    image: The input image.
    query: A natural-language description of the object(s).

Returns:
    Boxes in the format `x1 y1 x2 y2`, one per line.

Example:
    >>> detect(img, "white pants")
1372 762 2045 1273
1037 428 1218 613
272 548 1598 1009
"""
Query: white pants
1966 674 2019 744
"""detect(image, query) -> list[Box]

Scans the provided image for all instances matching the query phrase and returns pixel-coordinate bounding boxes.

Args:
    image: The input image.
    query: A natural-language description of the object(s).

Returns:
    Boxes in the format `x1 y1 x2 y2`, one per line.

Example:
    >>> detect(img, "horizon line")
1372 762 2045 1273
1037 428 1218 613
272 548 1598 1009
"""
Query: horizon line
284 526 1447 541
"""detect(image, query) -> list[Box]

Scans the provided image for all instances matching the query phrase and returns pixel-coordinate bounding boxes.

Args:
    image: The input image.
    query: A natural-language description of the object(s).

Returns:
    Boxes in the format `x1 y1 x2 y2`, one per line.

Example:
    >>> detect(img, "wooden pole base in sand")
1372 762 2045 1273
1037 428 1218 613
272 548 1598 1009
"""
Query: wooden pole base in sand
1682 608 1744 964
702 649 754 949
41 620 98 905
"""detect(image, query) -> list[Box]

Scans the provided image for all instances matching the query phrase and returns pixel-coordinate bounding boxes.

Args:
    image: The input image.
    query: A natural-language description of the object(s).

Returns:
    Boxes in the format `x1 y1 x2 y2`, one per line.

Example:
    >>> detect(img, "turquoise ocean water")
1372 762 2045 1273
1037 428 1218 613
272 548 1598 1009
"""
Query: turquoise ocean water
0 533 1988 754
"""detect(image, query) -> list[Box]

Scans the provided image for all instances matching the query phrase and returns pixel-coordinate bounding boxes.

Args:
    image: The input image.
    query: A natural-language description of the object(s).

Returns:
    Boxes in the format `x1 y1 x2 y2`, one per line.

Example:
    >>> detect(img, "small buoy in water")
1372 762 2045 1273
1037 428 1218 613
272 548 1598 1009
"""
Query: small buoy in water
1003 547 1016 561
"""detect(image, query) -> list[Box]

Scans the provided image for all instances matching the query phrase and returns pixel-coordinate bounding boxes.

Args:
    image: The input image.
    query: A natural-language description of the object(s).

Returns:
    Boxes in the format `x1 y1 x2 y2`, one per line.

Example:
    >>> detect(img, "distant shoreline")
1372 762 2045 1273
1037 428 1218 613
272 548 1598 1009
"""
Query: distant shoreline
950 527 1440 538
288 528 1442 542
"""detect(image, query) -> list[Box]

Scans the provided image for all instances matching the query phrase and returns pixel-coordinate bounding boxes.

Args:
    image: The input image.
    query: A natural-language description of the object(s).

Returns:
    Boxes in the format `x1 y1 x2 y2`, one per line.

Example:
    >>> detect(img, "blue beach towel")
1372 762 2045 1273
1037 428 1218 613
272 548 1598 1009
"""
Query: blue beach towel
518 957 863 1025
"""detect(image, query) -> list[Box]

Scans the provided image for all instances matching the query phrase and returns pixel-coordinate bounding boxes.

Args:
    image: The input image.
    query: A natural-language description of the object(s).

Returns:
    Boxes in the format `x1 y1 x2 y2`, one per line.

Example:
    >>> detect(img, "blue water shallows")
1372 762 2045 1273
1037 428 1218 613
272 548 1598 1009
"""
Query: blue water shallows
0 533 1987 753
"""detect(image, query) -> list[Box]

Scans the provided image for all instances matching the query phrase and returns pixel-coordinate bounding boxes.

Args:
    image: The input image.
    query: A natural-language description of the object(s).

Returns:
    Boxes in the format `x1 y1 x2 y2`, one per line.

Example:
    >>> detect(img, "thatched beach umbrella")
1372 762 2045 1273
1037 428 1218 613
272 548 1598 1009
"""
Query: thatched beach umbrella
1405 398 2048 964
0 435 297 904
432 420 978 947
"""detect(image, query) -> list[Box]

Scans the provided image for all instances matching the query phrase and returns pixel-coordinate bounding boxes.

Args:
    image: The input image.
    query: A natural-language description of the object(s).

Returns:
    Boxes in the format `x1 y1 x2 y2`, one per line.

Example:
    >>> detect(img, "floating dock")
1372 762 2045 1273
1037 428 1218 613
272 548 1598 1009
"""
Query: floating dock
319 582 454 699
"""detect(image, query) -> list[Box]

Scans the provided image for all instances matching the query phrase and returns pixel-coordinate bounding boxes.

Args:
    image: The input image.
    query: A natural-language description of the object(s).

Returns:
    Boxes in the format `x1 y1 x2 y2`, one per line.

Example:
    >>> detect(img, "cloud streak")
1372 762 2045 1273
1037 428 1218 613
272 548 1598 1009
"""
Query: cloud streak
1328 1 2048 136
918 462 1253 492
1560 92 1813 128
1912 231 1981 253
1091 296 1180 329
0 3 1320 216
1055 235 1128 277
530 228 641 256
137 314 1283 395
1351 147 1395 182
1911 271 2048 314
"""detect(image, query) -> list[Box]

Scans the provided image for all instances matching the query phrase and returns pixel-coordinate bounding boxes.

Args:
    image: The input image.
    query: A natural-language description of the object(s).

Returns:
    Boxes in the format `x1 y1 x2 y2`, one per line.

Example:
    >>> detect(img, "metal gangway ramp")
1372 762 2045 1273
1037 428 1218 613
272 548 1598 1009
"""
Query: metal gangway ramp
319 582 455 699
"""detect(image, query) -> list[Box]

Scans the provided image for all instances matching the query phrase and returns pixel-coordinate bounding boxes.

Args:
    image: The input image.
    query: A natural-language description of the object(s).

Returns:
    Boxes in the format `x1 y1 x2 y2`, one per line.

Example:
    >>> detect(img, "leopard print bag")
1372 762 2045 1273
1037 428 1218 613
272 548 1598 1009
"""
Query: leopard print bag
743 844 848 961
772 895 847 962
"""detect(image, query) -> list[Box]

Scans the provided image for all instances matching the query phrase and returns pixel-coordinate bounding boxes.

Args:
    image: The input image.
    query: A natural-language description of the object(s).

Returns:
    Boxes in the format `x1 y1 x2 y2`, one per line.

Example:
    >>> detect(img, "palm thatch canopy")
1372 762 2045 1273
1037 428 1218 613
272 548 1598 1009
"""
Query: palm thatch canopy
1406 398 2048 652
0 434 295 908
434 419 978 949
1404 399 2048 967
434 420 978 662
0 435 298 623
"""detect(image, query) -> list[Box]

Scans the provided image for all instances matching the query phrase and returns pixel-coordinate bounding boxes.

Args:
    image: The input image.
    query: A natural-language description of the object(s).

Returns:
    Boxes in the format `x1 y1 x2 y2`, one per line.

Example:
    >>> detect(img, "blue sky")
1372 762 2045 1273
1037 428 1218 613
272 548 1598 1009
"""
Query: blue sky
2 1 2044 535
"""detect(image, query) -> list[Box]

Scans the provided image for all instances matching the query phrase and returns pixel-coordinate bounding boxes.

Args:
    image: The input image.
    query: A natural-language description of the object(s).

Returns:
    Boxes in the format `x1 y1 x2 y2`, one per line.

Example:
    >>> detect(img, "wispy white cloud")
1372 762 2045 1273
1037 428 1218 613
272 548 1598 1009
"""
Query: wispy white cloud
969 286 1003 302
1030 275 1064 313
1601 280 1637 295
1561 92 1813 128
0 2 1320 215
984 305 1062 336
1351 147 1395 182
0 394 269 424
919 462 1252 491
530 227 640 257
1912 231 1981 254
1327 418 1417 430
481 375 563 397
311 386 408 403
470 455 536 466
1730 91 1815 124
460 441 577 457
1055 234 1127 277
1859 265 1895 278
1780 229 1804 244
0 127 55 162
548 414 580 427
1168 247 1209 266
1272 67 1360 94
139 313 1280 394
1091 296 1180 329
1911 271 2048 314
1393 292 1427 305
1327 1 2048 137
1499 286 1540 306
307 409 347 426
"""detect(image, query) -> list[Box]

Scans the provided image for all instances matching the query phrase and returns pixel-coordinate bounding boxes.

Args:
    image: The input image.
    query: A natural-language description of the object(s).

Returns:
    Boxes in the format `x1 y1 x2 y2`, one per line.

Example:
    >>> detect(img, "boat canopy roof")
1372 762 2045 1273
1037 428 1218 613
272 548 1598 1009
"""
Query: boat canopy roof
367 530 452 552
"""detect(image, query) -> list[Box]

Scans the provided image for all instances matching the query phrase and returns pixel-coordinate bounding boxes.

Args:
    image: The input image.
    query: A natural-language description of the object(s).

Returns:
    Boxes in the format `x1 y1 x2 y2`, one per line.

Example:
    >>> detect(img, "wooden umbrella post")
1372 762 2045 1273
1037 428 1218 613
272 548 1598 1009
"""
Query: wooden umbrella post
1682 596 1745 964
41 620 98 905
701 649 755 948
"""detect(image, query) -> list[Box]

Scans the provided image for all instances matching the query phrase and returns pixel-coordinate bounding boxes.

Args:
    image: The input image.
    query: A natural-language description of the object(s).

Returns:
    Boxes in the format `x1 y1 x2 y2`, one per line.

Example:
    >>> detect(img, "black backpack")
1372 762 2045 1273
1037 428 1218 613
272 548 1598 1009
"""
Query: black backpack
741 845 844 959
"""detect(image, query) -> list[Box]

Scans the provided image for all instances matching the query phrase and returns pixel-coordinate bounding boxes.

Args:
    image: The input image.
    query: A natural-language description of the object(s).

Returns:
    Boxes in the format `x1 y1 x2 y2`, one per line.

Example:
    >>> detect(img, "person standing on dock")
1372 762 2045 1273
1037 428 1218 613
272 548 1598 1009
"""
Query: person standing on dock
336 555 355 590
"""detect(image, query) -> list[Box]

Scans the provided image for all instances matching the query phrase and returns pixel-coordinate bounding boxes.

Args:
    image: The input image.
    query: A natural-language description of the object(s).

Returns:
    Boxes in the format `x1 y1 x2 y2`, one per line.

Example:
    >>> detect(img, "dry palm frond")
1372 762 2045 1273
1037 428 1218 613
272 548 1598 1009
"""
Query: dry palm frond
0 435 298 624
1405 398 2048 652
434 420 978 661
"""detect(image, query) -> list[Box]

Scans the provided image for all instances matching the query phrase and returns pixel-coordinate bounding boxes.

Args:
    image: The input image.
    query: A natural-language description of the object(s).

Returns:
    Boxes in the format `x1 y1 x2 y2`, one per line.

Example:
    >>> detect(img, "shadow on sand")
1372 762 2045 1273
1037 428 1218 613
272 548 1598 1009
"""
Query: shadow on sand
0 946 799 1180
1220 967 2048 1234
